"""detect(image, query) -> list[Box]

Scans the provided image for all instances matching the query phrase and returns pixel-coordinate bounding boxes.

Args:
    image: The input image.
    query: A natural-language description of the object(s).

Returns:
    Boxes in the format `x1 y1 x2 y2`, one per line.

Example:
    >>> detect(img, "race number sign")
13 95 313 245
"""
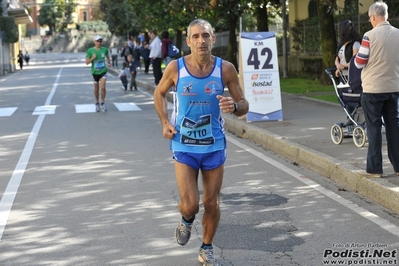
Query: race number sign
239 32 282 122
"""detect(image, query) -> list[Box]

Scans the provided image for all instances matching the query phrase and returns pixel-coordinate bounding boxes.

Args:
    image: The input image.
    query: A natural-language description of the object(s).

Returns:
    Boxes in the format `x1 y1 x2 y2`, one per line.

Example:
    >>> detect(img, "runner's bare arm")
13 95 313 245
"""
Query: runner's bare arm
154 60 178 139
106 54 111 66
221 60 249 116
85 53 96 65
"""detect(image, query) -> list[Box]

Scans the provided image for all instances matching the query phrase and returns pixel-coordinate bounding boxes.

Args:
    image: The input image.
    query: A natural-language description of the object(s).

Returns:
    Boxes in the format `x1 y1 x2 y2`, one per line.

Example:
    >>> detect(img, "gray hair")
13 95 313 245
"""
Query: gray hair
187 19 214 37
369 1 388 20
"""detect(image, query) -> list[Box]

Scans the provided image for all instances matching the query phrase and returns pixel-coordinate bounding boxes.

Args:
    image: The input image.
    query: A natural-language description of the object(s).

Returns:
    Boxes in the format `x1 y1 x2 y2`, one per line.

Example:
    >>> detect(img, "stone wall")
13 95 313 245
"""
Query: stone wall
21 30 124 54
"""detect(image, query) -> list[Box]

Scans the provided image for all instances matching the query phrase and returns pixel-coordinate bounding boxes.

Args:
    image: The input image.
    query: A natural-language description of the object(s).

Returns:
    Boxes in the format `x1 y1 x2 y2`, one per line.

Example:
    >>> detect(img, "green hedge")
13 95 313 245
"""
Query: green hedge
0 16 19 43
291 17 322 55
76 21 109 31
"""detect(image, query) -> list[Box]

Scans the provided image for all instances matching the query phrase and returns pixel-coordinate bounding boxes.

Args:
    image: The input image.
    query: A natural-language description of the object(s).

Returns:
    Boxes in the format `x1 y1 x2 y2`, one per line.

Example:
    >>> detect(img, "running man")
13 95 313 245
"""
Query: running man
154 19 249 265
86 35 111 112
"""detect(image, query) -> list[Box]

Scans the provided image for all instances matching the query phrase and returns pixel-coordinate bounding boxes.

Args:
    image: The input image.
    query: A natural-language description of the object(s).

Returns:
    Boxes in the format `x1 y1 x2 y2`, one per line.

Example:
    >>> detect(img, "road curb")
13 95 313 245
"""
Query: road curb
113 68 399 215
222 114 399 214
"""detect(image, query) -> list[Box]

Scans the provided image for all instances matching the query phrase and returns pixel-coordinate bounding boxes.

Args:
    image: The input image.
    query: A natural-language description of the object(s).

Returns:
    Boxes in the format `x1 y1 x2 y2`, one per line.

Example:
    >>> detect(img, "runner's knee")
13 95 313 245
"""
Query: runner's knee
203 197 220 212
180 201 199 218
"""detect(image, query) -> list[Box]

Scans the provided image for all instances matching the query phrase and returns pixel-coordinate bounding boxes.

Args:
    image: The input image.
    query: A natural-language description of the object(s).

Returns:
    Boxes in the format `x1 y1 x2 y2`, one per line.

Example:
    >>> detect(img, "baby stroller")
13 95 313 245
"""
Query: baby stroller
325 55 367 147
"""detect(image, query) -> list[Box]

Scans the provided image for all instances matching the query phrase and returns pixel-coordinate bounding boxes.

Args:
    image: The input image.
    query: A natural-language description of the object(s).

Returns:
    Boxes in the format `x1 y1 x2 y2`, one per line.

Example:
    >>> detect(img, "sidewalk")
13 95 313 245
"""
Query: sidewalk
108 64 399 215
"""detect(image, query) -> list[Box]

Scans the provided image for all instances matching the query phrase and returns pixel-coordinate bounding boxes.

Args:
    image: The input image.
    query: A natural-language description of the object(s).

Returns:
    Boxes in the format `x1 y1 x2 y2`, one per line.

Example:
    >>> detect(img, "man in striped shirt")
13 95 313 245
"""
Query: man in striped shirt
354 1 399 178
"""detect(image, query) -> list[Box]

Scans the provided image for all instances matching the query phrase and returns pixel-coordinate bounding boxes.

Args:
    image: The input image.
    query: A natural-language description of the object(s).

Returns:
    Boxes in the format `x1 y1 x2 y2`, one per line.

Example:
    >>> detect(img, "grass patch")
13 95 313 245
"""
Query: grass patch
279 77 340 104
280 78 333 94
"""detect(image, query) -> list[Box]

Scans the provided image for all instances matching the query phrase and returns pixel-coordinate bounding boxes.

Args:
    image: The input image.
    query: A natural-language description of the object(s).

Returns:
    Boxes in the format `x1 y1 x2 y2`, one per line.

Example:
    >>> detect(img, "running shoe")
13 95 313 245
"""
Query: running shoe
198 246 219 265
175 220 192 246
95 103 100 112
101 103 107 112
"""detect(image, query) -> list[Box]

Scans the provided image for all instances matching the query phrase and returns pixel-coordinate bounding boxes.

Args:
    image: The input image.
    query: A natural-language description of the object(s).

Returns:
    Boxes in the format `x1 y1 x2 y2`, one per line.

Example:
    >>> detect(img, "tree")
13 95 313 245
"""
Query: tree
210 0 251 69
0 17 19 43
255 5 268 31
316 0 337 83
37 0 75 34
100 0 138 38
100 0 288 71
281 0 288 78
100 0 217 52
63 0 76 31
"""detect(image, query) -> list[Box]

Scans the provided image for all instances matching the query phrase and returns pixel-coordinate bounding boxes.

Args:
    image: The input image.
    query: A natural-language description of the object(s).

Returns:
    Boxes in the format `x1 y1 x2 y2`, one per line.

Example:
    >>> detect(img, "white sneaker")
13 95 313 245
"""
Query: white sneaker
100 103 107 112
198 246 220 265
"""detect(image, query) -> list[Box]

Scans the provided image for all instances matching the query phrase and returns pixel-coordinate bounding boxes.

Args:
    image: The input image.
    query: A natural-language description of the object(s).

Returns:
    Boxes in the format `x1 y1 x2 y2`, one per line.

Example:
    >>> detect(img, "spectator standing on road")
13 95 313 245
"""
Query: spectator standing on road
334 20 361 83
161 30 173 67
85 35 111 112
127 54 137 91
128 37 133 49
24 51 30 65
154 18 249 265
133 40 141 70
355 1 399 178
149 30 163 85
110 43 119 67
122 41 132 63
118 62 129 91
17 50 24 69
141 42 151 74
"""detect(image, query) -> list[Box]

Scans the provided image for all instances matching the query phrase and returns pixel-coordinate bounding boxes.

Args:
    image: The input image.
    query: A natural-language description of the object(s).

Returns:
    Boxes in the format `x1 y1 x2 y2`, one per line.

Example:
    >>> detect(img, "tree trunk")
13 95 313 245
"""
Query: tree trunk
317 0 337 84
227 15 239 70
49 25 55 35
256 4 268 32
282 0 288 78
176 29 183 55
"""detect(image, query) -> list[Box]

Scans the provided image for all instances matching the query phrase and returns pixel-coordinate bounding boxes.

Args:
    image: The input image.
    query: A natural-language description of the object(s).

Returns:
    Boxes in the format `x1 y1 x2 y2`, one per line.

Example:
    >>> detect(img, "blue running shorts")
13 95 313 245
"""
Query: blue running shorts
173 150 226 171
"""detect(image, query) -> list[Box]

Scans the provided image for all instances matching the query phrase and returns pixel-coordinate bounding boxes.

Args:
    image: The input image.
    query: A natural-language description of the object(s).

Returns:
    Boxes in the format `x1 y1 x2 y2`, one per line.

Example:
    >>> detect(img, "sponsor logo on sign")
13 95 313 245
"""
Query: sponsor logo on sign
251 81 273 87
253 89 273 95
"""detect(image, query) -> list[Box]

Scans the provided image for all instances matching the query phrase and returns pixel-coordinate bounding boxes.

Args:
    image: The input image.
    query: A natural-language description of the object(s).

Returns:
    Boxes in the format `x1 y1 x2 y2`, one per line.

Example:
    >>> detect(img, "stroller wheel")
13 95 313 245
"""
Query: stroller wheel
331 124 343 145
353 126 367 148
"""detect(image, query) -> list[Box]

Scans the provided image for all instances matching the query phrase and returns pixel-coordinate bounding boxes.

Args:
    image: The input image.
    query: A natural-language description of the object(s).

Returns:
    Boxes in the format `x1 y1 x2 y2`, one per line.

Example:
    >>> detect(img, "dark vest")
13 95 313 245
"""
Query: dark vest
336 41 355 63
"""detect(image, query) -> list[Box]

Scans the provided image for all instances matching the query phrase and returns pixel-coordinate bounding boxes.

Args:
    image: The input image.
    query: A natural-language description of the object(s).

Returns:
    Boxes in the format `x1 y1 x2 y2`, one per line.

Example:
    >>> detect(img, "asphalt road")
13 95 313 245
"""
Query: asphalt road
0 53 399 266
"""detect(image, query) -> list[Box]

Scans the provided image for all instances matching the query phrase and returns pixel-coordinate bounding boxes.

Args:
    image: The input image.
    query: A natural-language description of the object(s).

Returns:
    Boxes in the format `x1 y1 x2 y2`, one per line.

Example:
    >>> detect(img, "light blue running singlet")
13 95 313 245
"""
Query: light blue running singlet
170 57 226 153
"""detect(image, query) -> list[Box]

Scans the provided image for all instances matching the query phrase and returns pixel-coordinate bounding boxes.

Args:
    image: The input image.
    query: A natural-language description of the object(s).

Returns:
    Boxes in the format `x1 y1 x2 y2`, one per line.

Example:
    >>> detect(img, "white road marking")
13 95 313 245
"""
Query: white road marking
114 102 142 111
1 102 149 116
0 107 18 117
0 68 63 241
75 104 97 113
32 105 57 115
226 135 399 237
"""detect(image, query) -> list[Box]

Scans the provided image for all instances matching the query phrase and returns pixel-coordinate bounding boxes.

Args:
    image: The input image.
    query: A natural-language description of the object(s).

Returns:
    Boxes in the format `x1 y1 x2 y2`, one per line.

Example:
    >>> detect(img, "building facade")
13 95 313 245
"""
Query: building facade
20 0 101 36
